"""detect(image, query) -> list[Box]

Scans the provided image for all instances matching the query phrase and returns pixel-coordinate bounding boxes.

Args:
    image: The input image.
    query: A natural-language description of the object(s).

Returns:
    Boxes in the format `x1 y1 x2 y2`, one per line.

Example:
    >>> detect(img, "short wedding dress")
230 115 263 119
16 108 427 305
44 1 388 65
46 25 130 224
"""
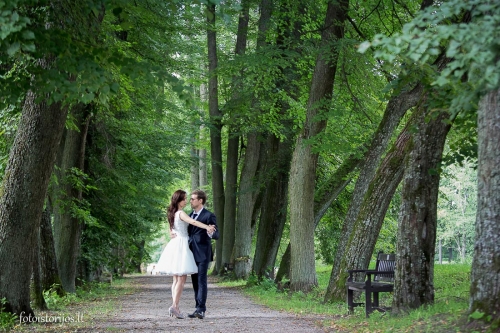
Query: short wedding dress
156 211 198 275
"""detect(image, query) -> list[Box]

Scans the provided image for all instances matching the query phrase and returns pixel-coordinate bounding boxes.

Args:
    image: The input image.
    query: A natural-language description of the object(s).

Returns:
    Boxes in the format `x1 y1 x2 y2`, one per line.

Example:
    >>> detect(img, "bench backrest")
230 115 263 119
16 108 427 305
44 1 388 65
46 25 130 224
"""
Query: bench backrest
374 253 396 282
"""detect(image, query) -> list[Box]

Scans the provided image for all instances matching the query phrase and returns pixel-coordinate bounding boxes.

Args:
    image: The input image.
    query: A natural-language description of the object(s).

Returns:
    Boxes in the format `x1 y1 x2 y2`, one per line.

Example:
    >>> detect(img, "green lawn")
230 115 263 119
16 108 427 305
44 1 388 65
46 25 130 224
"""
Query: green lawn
219 263 492 333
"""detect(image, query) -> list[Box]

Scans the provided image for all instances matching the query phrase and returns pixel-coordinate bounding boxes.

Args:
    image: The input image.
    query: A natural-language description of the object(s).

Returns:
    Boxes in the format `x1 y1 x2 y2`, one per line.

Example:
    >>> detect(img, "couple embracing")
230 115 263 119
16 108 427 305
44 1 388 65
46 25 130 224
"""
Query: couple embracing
155 189 219 319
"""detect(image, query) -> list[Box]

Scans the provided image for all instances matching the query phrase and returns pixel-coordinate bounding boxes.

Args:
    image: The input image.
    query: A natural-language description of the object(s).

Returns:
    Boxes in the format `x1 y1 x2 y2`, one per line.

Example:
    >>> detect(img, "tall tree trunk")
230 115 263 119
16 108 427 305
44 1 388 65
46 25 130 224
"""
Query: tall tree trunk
253 135 293 279
288 0 348 292
275 151 362 282
234 133 261 278
53 105 91 293
0 88 69 317
32 212 46 310
326 83 424 298
40 203 64 296
220 0 250 274
469 87 500 321
324 119 412 302
326 0 439 301
221 131 239 272
232 0 270 279
251 0 299 280
392 103 452 313
206 3 225 273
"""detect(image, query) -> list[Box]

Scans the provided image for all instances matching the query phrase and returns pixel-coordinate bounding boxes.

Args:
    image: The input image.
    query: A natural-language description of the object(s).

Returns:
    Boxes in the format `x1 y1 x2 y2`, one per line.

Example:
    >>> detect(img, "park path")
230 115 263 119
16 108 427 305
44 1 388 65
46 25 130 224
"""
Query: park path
91 274 331 332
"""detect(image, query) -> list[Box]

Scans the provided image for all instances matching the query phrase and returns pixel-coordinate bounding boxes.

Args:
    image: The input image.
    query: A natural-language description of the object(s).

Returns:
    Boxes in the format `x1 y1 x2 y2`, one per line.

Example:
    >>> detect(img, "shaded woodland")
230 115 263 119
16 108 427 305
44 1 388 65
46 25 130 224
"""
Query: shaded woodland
0 0 499 325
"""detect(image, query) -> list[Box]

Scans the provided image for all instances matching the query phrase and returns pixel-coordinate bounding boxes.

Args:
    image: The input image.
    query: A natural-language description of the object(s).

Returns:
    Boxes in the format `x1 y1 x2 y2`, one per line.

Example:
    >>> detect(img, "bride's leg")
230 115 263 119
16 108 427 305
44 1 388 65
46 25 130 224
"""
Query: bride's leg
173 275 187 311
171 276 178 308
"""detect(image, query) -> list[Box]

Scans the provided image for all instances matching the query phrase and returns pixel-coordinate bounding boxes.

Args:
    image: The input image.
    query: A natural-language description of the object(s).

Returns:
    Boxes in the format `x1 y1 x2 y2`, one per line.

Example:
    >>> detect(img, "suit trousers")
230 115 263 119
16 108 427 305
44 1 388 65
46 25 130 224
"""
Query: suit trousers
191 260 209 312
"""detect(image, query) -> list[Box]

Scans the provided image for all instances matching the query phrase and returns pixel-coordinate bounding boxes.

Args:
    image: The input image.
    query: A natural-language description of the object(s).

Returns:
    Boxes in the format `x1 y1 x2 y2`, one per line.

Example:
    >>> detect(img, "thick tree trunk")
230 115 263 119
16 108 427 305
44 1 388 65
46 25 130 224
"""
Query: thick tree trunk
325 0 440 302
234 133 261 278
232 0 270 279
221 131 239 273
253 135 293 279
324 121 412 302
288 0 348 292
469 88 500 321
392 104 451 313
206 3 225 273
53 105 90 293
220 0 250 274
40 204 64 296
0 89 68 317
326 83 424 298
32 213 46 310
276 151 363 282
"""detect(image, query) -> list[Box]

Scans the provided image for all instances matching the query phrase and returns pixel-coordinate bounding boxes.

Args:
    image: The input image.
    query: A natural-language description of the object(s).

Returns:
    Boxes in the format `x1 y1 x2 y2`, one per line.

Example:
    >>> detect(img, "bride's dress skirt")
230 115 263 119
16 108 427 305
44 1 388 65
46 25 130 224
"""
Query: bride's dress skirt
156 236 198 275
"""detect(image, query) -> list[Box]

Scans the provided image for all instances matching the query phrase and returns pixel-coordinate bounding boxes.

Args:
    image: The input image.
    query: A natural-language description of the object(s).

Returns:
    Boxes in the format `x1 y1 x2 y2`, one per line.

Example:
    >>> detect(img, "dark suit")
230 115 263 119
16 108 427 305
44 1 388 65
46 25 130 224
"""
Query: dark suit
188 208 219 313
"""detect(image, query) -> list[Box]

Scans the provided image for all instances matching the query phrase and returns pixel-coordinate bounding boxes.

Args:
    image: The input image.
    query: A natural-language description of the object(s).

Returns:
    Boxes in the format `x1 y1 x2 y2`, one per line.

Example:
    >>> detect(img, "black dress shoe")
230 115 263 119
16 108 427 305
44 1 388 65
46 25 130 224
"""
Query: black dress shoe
188 310 204 319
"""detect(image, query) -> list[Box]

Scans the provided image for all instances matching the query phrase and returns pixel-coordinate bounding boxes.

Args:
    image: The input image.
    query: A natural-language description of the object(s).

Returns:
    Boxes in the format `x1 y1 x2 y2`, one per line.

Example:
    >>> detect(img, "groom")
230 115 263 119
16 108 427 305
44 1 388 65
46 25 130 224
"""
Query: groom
187 189 219 319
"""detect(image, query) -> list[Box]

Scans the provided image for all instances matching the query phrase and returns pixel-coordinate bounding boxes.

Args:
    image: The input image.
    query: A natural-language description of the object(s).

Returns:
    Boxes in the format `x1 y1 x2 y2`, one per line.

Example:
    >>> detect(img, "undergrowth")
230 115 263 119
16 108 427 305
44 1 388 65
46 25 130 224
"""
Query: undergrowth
219 263 495 333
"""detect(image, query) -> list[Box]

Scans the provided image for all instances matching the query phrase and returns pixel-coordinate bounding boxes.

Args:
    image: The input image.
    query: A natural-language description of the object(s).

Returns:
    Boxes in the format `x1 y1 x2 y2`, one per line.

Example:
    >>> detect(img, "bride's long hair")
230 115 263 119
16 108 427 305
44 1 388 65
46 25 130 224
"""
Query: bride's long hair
167 190 186 230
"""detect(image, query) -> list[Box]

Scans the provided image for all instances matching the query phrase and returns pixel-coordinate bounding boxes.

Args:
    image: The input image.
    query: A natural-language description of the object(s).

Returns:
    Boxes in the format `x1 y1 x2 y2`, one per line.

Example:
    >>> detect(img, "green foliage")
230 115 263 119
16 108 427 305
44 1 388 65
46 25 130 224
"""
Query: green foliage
359 0 500 115
42 284 77 310
234 263 474 332
0 297 17 330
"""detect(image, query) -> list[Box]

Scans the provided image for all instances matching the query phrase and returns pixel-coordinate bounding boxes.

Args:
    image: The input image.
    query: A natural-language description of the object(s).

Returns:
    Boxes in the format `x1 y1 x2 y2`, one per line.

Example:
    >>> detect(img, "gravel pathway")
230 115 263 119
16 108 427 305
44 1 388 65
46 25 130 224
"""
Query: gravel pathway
91 274 331 332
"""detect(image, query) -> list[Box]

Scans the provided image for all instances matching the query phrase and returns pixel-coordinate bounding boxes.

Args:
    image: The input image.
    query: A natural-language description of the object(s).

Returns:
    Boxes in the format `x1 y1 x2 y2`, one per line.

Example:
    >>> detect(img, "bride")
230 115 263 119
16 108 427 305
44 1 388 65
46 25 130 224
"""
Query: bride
155 189 215 319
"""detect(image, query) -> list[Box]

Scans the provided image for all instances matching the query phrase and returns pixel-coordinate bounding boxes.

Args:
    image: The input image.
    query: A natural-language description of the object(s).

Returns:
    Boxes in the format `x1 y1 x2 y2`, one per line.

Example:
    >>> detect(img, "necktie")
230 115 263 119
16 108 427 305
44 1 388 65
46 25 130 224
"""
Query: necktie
192 213 198 219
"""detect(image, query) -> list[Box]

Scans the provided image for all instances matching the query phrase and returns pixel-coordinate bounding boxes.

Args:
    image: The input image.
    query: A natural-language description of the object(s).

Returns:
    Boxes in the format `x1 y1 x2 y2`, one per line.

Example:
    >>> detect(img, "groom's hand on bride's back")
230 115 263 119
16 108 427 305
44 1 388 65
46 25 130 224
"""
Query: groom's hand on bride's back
170 230 177 239
208 225 220 240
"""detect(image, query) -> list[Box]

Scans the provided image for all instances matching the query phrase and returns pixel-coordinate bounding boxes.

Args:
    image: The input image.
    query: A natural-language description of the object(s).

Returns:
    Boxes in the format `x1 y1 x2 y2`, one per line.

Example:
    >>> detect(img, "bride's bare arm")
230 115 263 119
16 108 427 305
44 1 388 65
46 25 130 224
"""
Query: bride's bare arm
179 211 216 233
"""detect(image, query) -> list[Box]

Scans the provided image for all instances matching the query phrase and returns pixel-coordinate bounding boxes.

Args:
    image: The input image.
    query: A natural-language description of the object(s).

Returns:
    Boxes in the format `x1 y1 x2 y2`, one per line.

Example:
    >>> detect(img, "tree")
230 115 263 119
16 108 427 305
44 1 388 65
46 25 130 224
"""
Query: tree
470 87 500 323
288 0 349 292
362 0 500 320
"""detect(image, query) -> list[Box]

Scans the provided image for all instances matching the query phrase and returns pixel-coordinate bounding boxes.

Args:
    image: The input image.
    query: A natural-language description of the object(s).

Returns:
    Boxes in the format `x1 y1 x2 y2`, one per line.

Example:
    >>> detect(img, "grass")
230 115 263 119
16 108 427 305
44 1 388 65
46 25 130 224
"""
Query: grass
218 263 496 333
6 277 136 332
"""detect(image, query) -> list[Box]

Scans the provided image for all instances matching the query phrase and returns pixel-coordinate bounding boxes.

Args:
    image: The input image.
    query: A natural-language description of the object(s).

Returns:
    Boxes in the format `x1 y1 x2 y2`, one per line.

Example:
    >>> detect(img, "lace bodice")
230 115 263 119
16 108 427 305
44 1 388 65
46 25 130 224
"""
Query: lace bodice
173 211 189 237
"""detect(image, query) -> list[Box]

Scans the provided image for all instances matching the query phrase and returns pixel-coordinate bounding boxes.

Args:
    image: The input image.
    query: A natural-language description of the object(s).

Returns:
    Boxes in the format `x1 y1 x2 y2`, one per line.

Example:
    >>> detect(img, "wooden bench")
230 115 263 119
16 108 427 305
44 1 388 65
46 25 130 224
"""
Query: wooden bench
346 253 396 318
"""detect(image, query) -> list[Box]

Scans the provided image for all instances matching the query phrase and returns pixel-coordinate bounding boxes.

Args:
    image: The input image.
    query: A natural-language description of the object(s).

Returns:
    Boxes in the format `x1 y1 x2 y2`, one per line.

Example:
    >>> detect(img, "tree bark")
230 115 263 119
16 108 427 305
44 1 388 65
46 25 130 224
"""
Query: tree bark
32 212 47 310
234 133 261 278
469 88 500 321
233 0 271 279
0 89 68 317
221 131 239 273
40 203 64 296
392 102 452 313
276 151 362 282
53 104 91 293
288 0 348 292
324 120 412 302
326 83 424 298
220 0 249 274
253 135 293 279
206 2 225 273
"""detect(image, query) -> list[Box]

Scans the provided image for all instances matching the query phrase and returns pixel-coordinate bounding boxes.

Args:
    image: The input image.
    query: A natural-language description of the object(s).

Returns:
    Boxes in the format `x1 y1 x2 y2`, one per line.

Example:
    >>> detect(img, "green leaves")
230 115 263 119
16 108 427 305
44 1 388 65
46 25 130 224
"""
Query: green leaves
361 0 500 116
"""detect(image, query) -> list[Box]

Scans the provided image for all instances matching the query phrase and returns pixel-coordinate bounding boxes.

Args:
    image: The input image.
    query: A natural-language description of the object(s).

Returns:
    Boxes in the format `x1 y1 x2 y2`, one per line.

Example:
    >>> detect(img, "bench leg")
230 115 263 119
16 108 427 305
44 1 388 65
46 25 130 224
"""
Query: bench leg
347 288 354 313
365 289 372 318
373 292 379 308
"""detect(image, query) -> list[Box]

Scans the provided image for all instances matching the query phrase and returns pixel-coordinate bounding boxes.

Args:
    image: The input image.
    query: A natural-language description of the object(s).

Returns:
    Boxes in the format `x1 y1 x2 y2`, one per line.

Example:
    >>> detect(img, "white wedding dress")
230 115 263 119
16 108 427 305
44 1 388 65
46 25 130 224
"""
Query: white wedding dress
156 211 198 275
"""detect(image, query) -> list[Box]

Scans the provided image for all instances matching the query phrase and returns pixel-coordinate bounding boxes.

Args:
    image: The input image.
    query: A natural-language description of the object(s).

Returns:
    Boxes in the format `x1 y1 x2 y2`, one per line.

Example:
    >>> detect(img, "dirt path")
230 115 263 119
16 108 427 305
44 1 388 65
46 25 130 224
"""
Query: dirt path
89 274 330 332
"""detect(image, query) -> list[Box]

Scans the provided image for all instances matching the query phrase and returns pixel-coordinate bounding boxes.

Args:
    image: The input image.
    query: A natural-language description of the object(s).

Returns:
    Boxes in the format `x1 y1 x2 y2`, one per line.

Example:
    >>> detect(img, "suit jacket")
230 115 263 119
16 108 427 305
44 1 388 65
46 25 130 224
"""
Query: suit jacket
188 208 219 263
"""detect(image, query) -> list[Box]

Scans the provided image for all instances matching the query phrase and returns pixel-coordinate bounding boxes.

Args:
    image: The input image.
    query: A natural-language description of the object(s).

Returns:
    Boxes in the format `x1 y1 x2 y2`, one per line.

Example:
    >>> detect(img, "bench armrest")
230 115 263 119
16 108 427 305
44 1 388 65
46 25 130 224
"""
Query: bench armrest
347 269 370 282
365 270 394 275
